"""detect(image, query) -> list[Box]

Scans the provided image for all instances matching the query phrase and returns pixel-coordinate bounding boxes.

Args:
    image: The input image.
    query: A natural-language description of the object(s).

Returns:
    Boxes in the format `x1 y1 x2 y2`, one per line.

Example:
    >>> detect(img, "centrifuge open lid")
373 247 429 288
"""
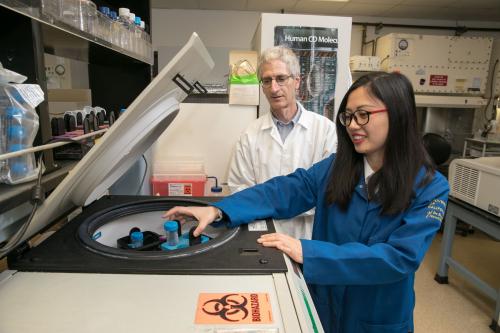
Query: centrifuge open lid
23 33 215 243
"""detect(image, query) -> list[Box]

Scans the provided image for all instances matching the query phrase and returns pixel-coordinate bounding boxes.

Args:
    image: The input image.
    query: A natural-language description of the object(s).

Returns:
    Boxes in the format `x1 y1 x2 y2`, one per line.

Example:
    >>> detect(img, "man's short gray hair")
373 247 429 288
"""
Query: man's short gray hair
258 46 300 79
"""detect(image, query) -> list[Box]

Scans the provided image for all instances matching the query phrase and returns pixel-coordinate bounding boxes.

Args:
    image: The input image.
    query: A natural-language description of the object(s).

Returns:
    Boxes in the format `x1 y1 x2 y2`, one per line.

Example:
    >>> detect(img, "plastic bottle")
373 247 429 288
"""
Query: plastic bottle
99 6 110 17
78 0 97 35
130 231 144 248
118 8 131 50
134 16 143 57
140 20 152 59
61 0 79 28
109 11 121 46
128 12 137 53
0 95 8 179
164 221 179 247
116 108 126 120
128 12 135 23
5 106 33 182
98 6 111 41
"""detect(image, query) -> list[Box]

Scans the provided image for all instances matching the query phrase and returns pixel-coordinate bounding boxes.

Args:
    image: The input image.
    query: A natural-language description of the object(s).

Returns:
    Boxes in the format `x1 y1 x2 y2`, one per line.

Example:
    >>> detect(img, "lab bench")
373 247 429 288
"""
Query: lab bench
435 196 500 332
462 138 500 158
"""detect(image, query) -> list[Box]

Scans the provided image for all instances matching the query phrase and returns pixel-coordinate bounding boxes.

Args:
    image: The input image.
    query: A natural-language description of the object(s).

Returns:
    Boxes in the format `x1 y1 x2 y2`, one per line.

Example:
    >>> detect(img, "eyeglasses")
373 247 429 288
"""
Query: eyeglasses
339 108 387 126
260 75 293 88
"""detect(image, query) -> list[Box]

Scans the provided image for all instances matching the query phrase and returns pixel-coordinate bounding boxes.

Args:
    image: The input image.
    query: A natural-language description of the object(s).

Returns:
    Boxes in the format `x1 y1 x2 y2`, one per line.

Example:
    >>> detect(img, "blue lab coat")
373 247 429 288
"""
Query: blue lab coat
214 154 449 333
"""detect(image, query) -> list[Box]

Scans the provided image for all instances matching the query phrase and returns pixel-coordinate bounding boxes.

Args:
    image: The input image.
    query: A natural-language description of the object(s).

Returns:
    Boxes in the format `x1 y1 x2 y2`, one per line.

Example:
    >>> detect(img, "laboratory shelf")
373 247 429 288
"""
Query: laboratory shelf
0 0 153 64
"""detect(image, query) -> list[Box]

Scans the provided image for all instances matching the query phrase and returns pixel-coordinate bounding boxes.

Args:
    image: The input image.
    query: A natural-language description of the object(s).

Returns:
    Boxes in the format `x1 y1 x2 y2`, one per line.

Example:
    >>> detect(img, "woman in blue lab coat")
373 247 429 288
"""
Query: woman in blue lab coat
164 72 449 333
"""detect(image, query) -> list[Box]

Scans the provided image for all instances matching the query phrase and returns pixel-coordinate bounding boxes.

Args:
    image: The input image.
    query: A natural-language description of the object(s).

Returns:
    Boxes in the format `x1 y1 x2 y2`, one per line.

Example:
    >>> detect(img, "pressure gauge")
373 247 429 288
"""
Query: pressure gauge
55 64 66 76
398 39 409 51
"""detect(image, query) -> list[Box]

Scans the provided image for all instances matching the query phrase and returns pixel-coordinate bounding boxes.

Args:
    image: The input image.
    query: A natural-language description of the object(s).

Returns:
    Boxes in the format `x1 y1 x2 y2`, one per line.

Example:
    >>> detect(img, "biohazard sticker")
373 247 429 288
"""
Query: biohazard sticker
168 183 193 196
195 293 273 324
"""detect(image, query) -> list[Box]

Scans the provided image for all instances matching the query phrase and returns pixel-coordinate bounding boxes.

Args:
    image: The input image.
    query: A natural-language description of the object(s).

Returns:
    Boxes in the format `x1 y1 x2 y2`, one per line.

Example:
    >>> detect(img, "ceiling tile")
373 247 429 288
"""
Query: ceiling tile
441 6 500 21
399 0 455 6
293 0 347 15
151 0 199 9
150 0 500 22
247 0 299 12
450 0 500 9
349 0 403 4
199 0 247 11
337 3 394 16
383 5 453 19
465 12 500 21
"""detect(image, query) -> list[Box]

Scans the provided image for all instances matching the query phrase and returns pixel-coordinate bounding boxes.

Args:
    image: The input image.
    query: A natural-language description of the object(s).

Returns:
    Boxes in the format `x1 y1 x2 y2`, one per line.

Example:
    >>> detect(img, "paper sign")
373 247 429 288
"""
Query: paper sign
248 220 268 232
195 293 273 324
12 84 45 108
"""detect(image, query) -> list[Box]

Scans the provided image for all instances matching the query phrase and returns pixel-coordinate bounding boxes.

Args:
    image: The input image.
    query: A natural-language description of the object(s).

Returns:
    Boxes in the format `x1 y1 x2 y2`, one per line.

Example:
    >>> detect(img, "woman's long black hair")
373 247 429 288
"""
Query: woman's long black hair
326 72 435 215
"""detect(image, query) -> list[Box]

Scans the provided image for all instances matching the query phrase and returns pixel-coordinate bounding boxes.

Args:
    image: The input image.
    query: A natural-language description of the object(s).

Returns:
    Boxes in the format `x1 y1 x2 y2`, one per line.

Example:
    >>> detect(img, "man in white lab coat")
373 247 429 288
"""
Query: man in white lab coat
227 46 337 240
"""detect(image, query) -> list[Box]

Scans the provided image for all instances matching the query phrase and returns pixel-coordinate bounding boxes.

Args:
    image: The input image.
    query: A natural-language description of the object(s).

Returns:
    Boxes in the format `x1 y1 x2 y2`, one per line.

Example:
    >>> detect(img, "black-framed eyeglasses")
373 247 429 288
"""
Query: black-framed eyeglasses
339 109 387 126
260 75 294 88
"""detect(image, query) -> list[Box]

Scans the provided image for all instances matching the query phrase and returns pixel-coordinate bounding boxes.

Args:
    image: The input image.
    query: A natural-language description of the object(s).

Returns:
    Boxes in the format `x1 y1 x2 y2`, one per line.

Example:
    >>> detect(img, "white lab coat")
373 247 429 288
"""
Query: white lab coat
227 102 337 239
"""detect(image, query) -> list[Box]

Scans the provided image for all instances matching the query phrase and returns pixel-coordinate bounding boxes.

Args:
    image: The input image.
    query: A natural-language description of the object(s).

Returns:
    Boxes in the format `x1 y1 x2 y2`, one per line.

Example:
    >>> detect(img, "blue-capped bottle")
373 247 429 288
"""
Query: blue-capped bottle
109 10 121 46
164 221 179 247
6 106 29 181
98 6 111 42
129 231 144 248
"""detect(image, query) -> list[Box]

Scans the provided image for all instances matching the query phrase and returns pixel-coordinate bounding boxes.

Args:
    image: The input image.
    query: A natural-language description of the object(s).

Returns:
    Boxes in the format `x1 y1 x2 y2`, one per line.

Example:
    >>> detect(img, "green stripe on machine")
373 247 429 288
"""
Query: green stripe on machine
301 288 319 333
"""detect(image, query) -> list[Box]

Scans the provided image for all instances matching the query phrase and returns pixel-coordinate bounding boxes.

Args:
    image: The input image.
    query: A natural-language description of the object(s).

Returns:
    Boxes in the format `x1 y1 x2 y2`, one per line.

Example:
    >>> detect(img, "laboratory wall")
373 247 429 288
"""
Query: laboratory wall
152 104 257 185
152 9 500 86
152 9 260 86
151 9 500 177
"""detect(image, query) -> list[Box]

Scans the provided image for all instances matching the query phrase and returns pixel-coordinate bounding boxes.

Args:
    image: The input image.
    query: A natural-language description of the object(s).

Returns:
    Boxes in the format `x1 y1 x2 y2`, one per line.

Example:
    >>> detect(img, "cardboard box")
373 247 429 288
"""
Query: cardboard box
48 89 92 102
48 89 92 118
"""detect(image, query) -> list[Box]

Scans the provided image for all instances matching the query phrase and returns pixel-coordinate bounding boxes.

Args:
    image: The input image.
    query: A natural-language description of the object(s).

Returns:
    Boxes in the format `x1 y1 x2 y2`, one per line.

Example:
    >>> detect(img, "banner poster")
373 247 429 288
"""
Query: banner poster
274 26 338 120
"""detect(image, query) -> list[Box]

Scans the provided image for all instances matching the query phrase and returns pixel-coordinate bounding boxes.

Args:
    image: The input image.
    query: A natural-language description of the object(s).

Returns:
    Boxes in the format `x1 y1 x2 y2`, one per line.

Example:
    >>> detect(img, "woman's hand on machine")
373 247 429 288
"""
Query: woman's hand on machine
162 206 219 237
257 233 303 264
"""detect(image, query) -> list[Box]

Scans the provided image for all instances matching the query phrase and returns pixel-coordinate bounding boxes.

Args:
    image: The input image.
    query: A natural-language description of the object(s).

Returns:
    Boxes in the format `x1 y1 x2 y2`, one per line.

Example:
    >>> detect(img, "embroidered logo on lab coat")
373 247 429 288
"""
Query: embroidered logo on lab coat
426 199 446 222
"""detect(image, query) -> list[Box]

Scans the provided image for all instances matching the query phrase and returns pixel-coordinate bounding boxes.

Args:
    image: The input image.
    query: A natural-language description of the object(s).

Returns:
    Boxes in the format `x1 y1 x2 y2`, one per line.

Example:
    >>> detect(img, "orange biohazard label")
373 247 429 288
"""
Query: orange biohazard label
195 293 273 324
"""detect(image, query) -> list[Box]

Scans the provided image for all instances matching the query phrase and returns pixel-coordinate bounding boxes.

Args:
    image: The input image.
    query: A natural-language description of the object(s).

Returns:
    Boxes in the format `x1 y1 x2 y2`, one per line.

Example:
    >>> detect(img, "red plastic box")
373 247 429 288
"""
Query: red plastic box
151 175 206 197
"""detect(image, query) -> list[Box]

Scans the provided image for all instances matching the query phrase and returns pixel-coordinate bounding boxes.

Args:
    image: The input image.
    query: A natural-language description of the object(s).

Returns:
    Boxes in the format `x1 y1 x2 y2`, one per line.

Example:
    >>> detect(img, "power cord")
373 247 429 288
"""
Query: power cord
136 154 148 195
0 132 102 258
479 59 498 138
379 55 390 66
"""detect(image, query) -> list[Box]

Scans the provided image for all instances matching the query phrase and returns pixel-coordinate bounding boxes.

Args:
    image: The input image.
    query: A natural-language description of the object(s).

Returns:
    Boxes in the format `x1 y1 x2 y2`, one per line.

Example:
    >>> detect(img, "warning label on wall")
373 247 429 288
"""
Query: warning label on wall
429 74 448 86
195 293 273 324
